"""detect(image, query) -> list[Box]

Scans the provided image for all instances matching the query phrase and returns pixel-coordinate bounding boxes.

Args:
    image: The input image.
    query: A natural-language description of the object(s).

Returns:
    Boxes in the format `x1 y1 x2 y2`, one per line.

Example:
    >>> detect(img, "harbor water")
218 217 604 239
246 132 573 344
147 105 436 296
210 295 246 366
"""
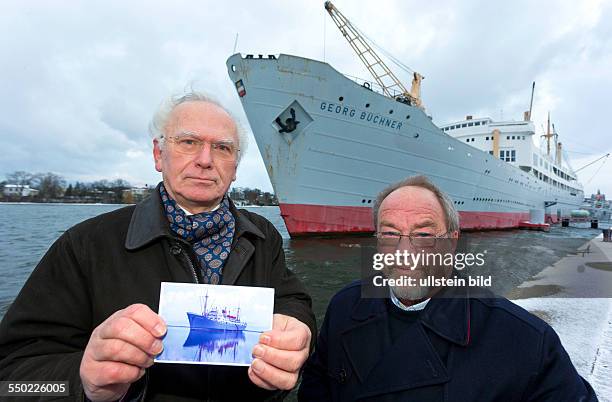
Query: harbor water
0 203 605 324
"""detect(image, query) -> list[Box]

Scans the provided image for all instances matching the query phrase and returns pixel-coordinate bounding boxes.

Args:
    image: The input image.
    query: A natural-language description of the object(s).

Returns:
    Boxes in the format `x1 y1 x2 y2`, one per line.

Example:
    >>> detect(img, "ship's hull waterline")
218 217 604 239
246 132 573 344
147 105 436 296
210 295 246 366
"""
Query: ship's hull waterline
187 312 247 331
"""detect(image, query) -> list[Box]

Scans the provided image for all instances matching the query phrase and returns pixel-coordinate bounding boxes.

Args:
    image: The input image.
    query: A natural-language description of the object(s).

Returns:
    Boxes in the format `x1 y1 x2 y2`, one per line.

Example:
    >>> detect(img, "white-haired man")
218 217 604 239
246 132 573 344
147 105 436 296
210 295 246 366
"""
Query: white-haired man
299 175 596 401
0 91 315 401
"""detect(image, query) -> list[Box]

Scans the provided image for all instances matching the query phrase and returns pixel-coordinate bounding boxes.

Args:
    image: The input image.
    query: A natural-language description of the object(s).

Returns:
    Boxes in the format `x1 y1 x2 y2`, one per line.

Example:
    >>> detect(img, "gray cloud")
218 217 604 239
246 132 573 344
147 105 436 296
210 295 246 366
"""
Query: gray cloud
1 0 610 195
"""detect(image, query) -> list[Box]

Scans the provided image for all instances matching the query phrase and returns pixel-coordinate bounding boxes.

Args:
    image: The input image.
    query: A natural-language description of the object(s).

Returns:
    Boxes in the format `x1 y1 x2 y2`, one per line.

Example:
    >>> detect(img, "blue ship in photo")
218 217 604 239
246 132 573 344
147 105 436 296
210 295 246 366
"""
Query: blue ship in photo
186 290 247 331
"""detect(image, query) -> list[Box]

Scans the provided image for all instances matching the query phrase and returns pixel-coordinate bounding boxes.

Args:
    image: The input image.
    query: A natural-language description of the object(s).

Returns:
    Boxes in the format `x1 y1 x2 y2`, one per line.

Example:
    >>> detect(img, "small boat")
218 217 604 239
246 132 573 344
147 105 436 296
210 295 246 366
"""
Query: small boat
518 221 550 232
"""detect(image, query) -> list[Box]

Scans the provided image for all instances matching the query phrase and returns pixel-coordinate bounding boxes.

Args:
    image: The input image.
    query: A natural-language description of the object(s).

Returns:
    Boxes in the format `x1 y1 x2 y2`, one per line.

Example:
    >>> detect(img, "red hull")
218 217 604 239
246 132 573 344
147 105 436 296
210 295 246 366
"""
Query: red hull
279 203 559 236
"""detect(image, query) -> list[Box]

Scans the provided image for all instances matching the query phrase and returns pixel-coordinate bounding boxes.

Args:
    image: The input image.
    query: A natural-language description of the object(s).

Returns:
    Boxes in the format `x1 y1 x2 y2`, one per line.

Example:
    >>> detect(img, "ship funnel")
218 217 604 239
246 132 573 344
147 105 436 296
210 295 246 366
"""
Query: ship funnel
557 142 562 165
492 129 501 158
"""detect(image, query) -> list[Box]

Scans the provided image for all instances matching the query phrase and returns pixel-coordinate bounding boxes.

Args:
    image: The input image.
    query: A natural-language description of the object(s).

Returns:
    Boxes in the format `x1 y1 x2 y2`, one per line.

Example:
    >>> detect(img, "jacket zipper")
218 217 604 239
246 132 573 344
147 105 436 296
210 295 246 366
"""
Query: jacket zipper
176 244 209 401
170 242 200 284
180 248 199 284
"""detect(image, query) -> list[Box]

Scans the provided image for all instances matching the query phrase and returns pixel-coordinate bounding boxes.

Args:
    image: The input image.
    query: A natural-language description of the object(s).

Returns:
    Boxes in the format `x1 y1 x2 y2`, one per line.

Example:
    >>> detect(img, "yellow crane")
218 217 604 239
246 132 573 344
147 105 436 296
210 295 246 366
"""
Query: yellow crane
324 1 424 109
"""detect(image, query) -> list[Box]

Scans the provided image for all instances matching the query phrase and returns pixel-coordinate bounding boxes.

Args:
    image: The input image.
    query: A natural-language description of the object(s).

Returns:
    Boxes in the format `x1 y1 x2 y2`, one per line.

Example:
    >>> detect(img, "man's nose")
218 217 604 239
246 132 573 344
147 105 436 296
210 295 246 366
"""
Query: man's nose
194 142 213 168
396 237 419 255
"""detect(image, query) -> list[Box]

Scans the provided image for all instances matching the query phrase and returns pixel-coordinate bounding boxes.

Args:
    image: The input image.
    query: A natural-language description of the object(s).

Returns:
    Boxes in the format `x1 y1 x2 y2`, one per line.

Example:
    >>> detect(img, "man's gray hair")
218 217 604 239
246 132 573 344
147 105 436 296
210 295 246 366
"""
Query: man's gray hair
148 90 248 163
372 175 460 232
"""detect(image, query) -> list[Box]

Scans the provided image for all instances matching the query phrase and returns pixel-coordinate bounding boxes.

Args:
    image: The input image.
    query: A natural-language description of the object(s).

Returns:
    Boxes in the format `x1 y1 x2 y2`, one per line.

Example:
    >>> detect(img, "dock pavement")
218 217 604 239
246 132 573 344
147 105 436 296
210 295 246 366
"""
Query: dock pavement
511 233 612 401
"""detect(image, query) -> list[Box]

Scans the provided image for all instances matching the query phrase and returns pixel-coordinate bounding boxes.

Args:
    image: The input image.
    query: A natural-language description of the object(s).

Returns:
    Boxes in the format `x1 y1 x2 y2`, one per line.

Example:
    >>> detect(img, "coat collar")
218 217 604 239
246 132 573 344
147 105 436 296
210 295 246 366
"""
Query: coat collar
340 284 471 398
349 282 471 347
125 182 265 251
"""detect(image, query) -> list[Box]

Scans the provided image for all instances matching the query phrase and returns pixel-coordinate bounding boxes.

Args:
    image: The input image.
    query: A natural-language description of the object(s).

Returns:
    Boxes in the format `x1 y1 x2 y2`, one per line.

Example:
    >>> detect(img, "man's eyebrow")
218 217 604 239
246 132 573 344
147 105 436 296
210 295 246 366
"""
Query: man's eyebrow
175 131 235 143
378 220 400 230
174 131 199 137
412 219 438 230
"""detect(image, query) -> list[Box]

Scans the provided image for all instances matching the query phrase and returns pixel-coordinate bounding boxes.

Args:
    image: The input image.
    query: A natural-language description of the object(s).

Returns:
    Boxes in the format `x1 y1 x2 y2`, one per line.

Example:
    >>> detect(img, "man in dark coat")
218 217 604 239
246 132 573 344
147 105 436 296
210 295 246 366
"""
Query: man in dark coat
298 175 597 401
0 91 315 401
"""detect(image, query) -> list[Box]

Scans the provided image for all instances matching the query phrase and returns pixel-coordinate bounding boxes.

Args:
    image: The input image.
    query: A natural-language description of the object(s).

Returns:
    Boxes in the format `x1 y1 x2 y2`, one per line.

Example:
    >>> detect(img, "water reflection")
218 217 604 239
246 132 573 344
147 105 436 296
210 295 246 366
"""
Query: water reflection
157 326 260 365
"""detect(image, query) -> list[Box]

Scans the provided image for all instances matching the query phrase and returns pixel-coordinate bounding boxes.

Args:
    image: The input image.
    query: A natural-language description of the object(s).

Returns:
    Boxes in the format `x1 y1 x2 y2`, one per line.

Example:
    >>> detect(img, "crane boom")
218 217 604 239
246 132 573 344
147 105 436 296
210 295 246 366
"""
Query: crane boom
324 1 423 108
575 153 610 173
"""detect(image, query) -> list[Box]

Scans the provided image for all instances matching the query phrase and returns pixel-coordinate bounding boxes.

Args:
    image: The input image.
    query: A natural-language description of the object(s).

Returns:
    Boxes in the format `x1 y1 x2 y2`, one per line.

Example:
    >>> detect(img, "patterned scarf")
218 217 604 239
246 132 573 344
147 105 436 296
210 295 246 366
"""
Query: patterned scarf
159 183 235 284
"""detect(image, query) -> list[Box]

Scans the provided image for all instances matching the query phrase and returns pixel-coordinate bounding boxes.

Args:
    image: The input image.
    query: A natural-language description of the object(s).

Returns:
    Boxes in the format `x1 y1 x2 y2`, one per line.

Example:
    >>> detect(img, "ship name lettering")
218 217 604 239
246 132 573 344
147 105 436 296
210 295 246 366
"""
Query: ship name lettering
320 101 401 130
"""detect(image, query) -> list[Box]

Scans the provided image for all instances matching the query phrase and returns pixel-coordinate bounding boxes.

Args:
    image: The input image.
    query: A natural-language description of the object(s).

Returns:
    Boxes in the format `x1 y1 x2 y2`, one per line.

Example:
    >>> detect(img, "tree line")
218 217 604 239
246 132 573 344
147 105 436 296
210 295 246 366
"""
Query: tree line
1 171 144 203
1 171 278 206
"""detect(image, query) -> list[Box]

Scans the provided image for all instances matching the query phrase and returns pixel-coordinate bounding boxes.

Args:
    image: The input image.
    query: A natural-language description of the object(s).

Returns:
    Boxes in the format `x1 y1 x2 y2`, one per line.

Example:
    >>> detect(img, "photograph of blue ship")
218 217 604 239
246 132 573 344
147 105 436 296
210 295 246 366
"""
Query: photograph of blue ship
156 283 273 365
186 290 247 331
159 289 255 365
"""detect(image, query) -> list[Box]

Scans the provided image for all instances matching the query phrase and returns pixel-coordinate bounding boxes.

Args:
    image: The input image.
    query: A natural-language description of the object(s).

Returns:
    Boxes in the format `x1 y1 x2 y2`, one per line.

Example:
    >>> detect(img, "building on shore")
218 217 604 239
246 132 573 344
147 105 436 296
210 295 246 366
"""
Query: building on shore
2 184 39 198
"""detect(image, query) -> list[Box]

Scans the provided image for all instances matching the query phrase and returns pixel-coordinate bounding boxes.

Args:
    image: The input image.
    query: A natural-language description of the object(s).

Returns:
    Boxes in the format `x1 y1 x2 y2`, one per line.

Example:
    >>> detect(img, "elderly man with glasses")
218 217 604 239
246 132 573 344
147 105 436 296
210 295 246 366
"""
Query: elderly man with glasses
298 175 596 402
0 91 315 401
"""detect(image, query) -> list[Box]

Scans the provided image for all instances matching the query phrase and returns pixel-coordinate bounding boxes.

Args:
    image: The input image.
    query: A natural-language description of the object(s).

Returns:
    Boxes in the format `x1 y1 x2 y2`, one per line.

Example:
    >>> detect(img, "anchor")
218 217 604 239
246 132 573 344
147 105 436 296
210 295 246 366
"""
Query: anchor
275 108 300 133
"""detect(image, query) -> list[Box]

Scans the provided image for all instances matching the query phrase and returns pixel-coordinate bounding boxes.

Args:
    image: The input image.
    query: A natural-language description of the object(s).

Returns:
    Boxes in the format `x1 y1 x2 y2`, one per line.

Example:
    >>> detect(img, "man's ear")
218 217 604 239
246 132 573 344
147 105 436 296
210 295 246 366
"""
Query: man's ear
153 139 163 173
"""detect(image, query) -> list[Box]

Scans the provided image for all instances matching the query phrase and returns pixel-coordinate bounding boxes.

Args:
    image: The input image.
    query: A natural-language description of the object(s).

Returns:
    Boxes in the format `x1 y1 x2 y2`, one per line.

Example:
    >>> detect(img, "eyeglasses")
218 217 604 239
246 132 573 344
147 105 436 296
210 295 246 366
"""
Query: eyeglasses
163 135 239 161
374 231 453 248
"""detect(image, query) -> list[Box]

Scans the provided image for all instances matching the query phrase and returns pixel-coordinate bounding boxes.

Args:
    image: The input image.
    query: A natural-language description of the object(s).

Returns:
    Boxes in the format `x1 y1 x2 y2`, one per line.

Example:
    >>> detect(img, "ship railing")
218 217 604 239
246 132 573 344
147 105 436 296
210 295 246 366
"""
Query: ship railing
342 73 404 100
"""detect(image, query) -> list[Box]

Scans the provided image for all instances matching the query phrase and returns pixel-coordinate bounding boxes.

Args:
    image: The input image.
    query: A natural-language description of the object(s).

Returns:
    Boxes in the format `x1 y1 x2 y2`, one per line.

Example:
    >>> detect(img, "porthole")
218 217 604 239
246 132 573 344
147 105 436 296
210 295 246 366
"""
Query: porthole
365 103 370 108
231 65 236 72
406 115 411 119
339 96 344 101
389 110 394 114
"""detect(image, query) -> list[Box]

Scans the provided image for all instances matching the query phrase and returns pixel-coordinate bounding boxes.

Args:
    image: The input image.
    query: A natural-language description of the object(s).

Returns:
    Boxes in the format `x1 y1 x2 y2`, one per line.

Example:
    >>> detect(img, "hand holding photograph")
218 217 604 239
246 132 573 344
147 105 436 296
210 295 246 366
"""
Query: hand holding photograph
155 282 274 366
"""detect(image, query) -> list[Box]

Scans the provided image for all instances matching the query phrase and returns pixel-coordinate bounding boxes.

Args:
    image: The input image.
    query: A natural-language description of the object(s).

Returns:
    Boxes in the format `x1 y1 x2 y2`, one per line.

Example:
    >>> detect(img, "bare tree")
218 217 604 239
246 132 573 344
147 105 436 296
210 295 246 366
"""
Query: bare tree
37 173 66 199
5 171 33 186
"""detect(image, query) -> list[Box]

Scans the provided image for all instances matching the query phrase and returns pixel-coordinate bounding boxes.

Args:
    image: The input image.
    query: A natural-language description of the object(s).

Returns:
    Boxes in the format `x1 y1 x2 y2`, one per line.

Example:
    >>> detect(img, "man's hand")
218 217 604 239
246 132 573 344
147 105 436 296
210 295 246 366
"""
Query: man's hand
248 314 312 391
80 304 167 402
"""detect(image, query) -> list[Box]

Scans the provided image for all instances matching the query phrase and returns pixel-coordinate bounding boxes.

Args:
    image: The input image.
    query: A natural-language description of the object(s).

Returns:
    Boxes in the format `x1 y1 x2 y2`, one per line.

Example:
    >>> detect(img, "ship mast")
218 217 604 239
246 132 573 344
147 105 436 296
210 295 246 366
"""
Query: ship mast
324 1 424 109
202 289 209 315
542 112 555 156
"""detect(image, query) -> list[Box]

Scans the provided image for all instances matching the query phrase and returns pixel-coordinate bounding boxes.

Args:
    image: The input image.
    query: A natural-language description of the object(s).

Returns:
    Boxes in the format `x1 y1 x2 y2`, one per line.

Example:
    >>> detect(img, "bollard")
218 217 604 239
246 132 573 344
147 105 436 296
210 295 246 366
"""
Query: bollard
562 218 570 227
591 219 599 229
603 229 611 243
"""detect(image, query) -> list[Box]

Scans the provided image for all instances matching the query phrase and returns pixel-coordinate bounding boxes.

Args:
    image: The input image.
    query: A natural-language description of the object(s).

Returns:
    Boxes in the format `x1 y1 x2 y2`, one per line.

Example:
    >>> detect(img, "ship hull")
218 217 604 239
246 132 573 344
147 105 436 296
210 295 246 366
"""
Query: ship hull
227 53 582 237
280 203 564 235
187 312 246 331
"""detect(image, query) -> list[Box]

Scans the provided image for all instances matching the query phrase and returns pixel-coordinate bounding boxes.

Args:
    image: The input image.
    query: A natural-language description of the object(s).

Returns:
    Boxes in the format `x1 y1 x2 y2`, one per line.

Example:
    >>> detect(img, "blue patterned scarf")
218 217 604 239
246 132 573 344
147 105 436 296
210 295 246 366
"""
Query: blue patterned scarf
159 183 235 284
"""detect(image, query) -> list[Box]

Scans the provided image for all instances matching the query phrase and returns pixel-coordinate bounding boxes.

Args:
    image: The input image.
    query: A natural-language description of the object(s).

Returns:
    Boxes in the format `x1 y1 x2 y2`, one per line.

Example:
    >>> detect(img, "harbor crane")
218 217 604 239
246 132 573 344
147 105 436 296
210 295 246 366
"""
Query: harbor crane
324 1 424 109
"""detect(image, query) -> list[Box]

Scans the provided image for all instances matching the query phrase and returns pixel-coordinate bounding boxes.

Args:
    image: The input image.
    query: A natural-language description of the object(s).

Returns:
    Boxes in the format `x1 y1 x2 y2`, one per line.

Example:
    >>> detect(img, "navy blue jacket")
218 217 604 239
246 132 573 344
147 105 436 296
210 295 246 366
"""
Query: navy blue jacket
298 281 597 402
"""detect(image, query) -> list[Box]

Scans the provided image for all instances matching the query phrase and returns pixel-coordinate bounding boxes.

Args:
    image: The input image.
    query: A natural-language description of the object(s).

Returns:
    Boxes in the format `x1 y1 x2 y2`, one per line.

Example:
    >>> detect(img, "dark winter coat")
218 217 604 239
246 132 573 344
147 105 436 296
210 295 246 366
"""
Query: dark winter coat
298 281 597 402
0 186 315 401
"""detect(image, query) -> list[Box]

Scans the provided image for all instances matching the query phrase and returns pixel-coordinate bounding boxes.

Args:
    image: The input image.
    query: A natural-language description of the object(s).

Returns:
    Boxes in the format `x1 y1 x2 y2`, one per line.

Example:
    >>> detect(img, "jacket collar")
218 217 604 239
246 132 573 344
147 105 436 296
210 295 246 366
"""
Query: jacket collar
125 182 265 250
350 283 471 346
419 287 471 346
340 284 470 397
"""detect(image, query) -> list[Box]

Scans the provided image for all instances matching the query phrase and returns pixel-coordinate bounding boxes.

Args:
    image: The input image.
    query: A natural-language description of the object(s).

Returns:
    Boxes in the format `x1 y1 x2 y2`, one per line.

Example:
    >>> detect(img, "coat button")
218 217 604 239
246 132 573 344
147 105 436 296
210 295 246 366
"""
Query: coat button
338 369 347 384
170 244 182 255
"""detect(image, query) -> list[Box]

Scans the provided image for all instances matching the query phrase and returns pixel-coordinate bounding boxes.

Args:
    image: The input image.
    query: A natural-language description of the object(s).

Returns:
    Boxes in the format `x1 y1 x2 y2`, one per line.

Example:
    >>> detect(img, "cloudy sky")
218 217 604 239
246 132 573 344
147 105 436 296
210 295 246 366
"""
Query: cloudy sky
1 0 610 196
